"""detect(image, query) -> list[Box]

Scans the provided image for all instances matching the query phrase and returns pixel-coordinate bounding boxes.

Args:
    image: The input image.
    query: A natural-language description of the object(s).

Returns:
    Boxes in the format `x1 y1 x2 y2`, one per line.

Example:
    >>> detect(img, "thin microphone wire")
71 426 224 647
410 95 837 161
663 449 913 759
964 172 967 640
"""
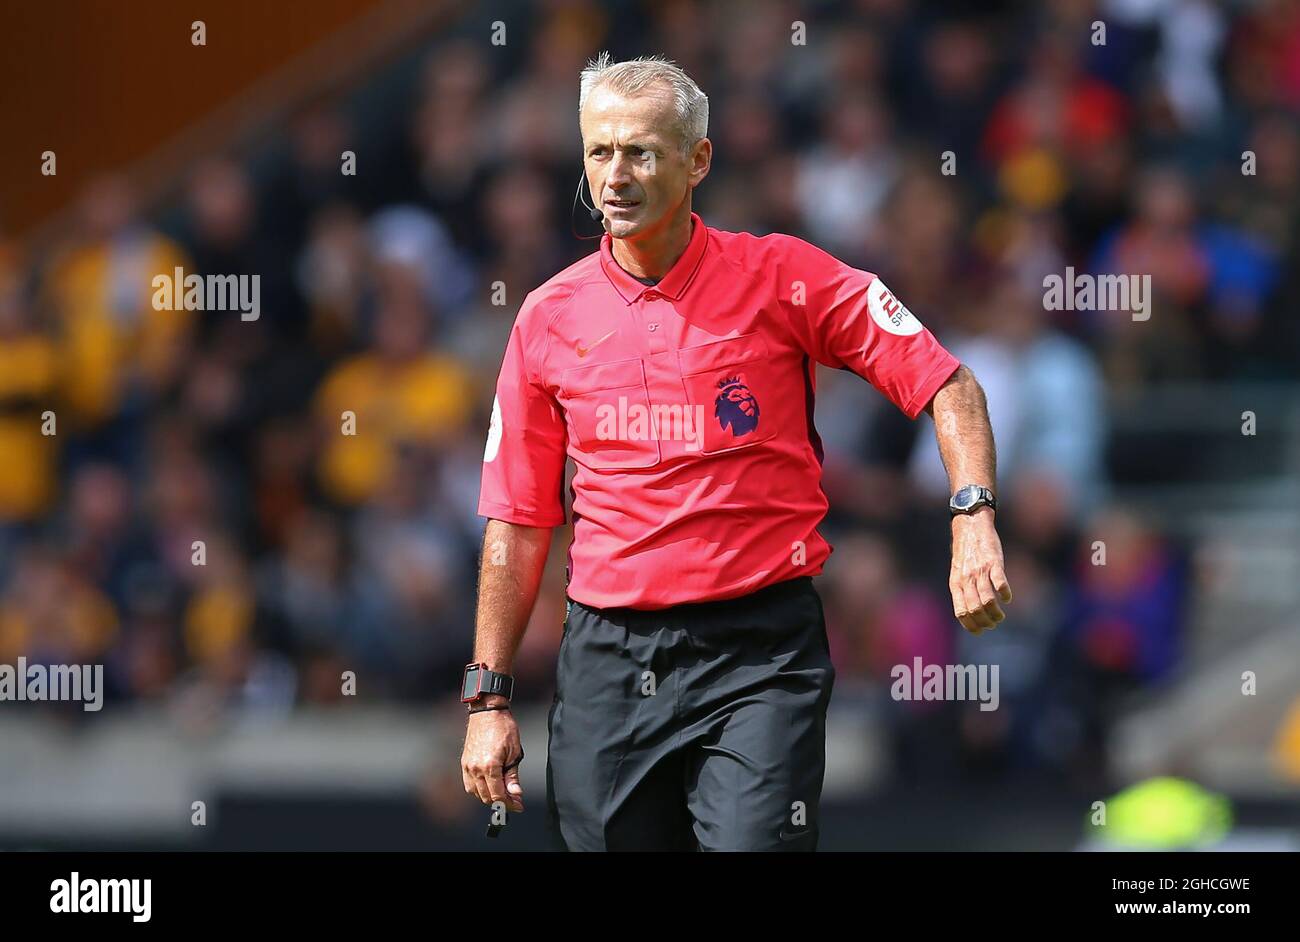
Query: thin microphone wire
570 171 604 241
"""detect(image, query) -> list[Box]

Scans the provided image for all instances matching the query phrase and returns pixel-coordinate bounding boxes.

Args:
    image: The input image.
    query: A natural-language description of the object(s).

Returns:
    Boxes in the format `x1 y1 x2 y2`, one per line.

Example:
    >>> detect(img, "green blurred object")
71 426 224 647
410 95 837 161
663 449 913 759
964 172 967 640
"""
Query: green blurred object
1091 777 1233 849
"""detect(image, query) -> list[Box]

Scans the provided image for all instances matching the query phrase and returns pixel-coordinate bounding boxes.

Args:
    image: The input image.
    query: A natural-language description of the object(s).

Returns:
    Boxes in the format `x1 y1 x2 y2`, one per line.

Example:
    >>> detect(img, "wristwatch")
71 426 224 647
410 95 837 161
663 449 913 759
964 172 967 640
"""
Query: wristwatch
949 484 997 516
461 662 515 704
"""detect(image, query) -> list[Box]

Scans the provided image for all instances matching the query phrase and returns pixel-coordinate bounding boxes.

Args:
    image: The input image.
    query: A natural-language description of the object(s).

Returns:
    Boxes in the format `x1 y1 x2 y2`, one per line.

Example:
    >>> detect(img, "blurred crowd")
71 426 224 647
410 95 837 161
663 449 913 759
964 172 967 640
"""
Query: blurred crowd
1 0 1298 783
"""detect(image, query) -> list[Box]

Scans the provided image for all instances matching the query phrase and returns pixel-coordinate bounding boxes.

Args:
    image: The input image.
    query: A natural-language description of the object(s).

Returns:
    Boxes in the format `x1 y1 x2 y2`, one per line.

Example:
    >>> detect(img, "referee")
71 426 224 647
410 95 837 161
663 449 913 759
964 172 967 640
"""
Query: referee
461 53 1012 851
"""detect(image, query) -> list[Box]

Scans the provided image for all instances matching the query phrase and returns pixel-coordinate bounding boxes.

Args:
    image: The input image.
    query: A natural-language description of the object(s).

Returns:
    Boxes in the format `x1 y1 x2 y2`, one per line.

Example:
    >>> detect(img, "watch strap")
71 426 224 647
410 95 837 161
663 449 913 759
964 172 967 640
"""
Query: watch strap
480 670 514 699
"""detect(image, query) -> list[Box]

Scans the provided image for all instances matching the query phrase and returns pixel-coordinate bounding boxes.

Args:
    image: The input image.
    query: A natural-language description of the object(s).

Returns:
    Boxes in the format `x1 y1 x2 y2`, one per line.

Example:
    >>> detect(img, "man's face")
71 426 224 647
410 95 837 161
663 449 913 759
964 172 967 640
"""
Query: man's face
580 85 709 240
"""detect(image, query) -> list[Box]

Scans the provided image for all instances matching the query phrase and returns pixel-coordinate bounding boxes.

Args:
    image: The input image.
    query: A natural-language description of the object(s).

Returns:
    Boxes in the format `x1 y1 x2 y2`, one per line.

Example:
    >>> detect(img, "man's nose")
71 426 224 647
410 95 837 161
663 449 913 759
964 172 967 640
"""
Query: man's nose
606 151 634 188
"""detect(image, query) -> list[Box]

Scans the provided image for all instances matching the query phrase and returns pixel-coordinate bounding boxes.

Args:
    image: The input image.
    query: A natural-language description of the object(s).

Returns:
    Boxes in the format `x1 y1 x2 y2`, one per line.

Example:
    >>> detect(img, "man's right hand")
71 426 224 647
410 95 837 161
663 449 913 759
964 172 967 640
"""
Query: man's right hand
461 697 525 813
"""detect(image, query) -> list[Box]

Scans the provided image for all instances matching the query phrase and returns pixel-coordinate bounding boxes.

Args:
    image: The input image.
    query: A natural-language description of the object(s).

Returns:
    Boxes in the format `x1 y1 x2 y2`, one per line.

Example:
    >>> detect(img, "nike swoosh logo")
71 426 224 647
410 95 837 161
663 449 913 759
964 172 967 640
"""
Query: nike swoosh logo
576 330 617 357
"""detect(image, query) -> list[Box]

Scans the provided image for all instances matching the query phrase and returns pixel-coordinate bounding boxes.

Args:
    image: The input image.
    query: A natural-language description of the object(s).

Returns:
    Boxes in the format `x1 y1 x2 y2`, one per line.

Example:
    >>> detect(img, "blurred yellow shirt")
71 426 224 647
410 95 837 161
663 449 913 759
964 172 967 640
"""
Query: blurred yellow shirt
184 583 255 665
0 579 119 663
314 351 474 505
45 234 194 427
0 334 58 520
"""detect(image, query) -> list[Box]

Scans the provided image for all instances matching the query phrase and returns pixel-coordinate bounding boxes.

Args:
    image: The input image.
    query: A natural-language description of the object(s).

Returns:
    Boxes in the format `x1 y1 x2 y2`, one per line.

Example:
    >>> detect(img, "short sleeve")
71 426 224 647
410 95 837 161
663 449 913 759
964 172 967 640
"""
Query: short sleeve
477 315 567 527
783 239 961 419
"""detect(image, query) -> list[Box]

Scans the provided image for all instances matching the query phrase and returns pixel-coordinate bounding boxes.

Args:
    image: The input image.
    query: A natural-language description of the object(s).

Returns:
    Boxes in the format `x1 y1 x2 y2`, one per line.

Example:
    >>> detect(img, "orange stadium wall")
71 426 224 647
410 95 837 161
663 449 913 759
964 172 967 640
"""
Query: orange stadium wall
0 0 392 237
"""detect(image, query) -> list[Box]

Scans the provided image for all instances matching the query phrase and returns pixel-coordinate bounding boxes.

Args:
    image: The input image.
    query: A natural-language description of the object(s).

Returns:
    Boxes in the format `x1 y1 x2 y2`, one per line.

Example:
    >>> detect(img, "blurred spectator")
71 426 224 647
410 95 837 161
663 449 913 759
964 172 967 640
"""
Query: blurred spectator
821 532 958 780
312 294 473 507
1061 506 1189 686
43 176 193 439
796 90 900 260
0 268 58 522
982 28 1130 211
369 205 476 321
0 545 118 671
182 157 299 341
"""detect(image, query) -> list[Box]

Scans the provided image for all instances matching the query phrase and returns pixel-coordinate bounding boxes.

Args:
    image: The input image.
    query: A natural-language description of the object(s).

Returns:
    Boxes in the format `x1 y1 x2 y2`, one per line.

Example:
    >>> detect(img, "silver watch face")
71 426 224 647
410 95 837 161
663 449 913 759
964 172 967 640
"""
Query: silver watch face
952 486 981 511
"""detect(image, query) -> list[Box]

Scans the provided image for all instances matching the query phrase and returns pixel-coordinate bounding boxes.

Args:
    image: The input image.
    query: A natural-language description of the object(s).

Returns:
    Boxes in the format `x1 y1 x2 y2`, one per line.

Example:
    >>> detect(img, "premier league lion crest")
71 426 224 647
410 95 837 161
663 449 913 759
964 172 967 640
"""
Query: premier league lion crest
714 373 760 436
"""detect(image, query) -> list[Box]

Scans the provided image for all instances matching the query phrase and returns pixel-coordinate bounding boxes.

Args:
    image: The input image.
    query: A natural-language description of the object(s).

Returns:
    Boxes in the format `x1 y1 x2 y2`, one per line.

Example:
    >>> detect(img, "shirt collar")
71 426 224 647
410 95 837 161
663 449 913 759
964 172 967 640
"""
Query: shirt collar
599 211 709 303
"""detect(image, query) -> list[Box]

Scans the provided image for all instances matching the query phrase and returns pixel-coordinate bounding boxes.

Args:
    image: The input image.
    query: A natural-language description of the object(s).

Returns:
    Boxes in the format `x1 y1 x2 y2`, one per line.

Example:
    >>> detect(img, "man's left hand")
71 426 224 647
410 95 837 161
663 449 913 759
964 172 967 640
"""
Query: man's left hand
948 507 1013 635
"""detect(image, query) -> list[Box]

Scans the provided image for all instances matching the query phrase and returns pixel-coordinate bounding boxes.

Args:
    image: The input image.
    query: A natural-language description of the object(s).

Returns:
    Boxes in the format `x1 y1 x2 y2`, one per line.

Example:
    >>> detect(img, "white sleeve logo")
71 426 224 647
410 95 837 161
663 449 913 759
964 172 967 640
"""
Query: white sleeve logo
484 395 503 462
867 278 923 336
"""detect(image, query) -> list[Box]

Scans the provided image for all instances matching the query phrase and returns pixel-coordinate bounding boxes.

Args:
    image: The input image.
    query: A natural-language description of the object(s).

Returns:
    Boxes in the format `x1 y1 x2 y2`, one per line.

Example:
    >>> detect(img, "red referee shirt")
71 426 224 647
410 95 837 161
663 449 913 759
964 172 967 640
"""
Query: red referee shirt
478 212 961 610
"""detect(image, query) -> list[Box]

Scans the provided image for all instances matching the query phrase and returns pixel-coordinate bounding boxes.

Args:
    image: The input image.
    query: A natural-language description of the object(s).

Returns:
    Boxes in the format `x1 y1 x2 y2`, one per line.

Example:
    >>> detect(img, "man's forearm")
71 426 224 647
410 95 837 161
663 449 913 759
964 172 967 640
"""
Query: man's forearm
473 518 554 683
926 364 1012 633
926 365 997 493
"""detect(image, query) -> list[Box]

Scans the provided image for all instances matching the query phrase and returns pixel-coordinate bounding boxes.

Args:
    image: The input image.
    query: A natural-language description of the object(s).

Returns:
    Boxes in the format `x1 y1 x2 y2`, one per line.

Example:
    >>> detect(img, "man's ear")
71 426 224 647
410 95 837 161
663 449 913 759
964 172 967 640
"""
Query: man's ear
690 138 712 186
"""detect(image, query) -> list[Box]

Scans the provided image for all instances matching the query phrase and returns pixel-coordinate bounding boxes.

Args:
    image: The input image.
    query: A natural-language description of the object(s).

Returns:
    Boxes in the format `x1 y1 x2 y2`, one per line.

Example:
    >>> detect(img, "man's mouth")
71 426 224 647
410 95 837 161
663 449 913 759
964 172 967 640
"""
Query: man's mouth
604 197 640 210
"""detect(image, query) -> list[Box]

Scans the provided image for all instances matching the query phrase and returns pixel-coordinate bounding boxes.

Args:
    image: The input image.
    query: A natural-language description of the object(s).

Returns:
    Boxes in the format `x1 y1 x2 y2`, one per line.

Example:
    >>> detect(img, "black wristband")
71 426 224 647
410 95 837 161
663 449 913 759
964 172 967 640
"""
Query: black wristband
467 703 512 715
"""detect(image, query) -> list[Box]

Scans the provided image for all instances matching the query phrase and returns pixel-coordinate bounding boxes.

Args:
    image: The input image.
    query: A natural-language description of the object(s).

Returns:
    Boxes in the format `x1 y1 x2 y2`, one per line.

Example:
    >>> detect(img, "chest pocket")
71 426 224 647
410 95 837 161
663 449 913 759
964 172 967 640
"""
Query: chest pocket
560 356 661 470
678 332 779 455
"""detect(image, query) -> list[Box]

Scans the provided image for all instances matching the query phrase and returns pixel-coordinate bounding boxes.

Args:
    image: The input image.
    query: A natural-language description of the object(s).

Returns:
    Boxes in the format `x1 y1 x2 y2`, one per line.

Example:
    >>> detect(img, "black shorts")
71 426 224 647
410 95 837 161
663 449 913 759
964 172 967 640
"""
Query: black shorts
545 575 835 851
